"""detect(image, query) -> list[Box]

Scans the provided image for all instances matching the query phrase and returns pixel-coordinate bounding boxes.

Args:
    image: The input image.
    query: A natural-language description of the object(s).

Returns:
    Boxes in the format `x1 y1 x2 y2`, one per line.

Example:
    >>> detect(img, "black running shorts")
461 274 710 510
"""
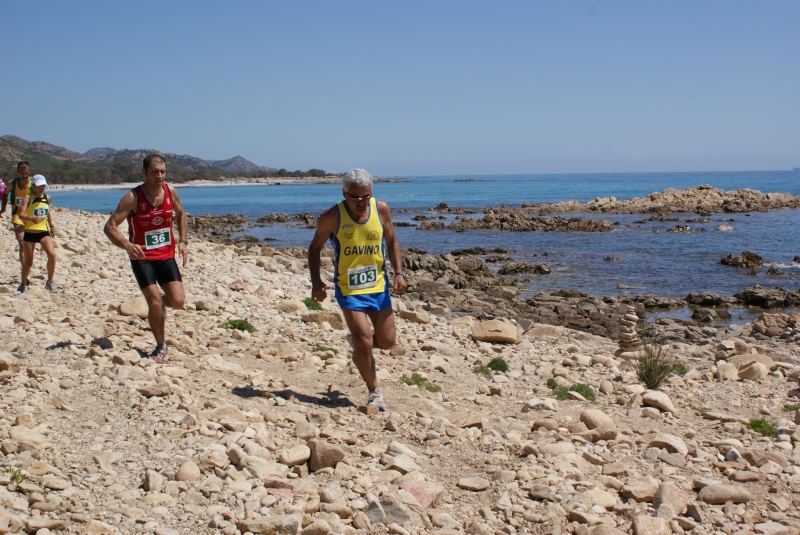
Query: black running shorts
130 258 182 290
23 232 49 243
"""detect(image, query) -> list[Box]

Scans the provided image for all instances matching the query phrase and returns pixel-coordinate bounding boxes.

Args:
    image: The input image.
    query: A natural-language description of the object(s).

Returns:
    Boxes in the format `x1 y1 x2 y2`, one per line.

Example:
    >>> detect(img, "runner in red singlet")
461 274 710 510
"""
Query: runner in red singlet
104 154 188 363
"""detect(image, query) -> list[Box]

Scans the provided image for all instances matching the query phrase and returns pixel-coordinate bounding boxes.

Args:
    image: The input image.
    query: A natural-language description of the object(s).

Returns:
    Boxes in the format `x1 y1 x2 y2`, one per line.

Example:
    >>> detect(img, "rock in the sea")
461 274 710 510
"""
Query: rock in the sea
720 251 763 268
471 319 520 344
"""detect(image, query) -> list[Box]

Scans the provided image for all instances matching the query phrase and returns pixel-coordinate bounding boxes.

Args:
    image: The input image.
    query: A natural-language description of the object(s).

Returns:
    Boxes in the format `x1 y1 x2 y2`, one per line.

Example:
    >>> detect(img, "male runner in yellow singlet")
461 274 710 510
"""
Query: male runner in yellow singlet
308 169 407 411
1 161 33 270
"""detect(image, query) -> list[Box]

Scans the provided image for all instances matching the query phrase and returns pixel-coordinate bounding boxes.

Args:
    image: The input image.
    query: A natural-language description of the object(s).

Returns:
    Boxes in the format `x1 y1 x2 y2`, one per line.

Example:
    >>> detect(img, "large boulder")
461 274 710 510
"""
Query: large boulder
471 319 520 344
737 362 769 381
119 296 149 318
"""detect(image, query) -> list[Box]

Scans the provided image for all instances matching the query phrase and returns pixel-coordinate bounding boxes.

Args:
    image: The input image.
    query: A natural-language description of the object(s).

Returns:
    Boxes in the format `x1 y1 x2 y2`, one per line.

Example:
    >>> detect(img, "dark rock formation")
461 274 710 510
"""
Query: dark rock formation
720 251 763 268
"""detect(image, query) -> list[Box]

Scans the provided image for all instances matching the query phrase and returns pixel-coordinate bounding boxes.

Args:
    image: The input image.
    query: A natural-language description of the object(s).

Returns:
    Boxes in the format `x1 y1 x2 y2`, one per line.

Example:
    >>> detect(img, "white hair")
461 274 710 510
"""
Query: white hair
342 168 373 190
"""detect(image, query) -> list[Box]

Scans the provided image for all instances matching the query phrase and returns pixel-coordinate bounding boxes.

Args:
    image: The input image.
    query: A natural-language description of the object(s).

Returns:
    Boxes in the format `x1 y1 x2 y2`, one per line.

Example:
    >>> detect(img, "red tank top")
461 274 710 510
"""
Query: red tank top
128 184 175 261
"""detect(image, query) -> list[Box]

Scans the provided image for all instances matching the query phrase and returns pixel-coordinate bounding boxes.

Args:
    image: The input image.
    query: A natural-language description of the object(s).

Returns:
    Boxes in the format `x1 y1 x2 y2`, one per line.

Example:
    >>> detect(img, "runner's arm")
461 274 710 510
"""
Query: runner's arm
378 201 407 294
103 191 145 260
169 185 188 267
18 195 32 223
47 199 55 236
308 207 338 302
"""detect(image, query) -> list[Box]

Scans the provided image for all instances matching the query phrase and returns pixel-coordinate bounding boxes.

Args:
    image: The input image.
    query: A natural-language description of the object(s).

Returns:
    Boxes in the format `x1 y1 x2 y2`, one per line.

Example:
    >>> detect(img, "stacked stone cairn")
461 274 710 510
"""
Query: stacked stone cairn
616 304 642 358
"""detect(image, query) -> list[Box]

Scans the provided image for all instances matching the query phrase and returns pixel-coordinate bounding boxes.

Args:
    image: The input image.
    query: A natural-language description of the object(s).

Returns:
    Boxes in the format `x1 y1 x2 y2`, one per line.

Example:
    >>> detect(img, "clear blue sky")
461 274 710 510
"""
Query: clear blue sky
2 1 798 175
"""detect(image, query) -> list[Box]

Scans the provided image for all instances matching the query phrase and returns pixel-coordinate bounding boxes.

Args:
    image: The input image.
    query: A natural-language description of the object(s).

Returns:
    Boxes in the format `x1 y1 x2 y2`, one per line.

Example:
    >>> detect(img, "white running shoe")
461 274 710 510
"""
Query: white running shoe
367 388 386 412
149 343 168 364
45 280 58 294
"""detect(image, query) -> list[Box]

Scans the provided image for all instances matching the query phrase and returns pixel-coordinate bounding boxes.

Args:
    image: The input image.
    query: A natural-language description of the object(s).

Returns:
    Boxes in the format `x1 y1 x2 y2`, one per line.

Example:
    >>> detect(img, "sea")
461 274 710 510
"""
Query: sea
51 171 800 321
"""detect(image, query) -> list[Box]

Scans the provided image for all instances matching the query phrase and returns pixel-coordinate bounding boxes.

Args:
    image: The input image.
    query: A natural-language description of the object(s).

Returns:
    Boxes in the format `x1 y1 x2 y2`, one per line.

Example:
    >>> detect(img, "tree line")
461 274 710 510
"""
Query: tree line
0 160 333 185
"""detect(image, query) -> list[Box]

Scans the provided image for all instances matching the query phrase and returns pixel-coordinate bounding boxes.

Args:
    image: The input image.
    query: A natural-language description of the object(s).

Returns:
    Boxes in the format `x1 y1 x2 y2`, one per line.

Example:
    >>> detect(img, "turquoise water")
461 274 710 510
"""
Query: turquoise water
52 171 800 299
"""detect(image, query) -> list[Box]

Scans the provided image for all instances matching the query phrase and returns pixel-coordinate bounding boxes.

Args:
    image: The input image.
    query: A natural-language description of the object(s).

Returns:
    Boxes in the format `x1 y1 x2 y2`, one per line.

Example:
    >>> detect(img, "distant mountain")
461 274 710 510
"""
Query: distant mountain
208 155 271 173
0 135 274 173
83 147 119 159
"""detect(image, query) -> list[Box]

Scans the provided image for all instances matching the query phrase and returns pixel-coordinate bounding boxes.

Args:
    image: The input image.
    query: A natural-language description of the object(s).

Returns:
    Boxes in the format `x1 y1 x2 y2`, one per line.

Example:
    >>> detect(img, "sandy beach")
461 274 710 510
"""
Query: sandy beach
0 207 798 534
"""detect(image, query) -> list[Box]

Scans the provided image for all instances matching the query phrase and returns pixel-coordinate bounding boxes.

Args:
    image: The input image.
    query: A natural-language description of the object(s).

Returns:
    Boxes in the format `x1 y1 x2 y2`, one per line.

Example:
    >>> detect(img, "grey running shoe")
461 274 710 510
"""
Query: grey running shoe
16 284 25 293
149 343 168 364
45 280 58 294
367 387 386 412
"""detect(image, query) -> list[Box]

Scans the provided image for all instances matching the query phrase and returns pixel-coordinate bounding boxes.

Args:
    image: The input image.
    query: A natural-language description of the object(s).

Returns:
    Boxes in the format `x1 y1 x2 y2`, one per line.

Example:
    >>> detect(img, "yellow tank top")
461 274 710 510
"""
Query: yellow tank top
24 194 50 232
12 179 31 226
333 197 387 296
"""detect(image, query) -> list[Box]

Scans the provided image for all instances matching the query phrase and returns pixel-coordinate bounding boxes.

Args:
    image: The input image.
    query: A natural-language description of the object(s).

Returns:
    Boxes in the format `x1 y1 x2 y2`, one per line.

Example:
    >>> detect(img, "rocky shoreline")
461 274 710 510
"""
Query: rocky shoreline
2 207 799 535
430 185 800 216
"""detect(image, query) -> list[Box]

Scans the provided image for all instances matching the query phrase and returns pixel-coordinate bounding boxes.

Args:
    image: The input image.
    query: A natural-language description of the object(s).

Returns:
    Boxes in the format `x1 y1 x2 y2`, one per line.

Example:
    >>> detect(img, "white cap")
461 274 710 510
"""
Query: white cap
32 174 47 187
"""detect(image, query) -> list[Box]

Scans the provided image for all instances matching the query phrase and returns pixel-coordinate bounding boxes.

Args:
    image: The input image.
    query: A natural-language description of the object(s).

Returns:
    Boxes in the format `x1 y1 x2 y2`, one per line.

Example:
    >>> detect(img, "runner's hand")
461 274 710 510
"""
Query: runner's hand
393 274 407 295
31 217 42 224
125 242 145 261
178 242 188 267
311 284 330 303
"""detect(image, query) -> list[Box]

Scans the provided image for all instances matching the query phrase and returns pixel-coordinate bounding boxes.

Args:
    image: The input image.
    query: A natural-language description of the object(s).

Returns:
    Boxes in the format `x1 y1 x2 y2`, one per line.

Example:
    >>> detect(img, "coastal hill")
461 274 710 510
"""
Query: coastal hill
0 135 307 184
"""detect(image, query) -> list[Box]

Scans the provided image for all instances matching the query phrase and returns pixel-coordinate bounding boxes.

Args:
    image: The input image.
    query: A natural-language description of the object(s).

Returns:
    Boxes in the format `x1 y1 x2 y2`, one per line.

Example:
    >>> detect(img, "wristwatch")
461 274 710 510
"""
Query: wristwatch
180 239 189 244
395 272 407 278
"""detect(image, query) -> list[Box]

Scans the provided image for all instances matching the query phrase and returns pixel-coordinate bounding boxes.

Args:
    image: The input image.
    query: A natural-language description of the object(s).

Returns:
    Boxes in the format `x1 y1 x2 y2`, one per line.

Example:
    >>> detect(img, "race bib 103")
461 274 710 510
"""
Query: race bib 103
347 264 378 290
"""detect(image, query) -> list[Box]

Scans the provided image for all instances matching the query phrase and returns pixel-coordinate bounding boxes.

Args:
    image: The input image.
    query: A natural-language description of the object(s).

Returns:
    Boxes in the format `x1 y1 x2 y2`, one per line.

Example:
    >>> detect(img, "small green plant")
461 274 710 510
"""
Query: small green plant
687 403 710 413
748 417 778 438
400 373 442 393
8 467 25 484
546 379 595 402
569 383 596 402
219 319 256 333
782 403 800 412
487 357 509 373
635 340 679 390
473 365 490 376
770 365 779 372
672 363 689 376
312 346 338 354
208 312 220 317
75 250 86 256
302 298 323 311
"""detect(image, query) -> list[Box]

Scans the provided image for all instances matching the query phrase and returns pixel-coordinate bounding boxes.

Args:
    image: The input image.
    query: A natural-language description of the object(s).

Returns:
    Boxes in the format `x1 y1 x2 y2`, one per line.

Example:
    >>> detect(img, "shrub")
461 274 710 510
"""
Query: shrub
487 357 509 373
782 403 800 412
635 340 679 390
473 365 490 376
312 346 338 354
400 373 442 393
219 319 256 333
302 298 323 311
672 363 689 376
687 403 710 413
8 467 25 484
748 417 778 438
546 378 595 402
770 365 779 372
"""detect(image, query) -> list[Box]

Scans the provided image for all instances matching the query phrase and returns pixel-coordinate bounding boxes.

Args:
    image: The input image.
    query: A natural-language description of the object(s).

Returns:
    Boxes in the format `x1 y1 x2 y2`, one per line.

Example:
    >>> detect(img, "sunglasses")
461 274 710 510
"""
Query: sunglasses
344 192 372 202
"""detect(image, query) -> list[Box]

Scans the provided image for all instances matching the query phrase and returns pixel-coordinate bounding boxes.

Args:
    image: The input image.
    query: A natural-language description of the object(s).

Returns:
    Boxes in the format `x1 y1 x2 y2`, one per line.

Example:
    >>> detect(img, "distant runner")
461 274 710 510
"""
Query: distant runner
308 168 407 411
1 161 33 270
17 175 58 293
104 154 188 363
